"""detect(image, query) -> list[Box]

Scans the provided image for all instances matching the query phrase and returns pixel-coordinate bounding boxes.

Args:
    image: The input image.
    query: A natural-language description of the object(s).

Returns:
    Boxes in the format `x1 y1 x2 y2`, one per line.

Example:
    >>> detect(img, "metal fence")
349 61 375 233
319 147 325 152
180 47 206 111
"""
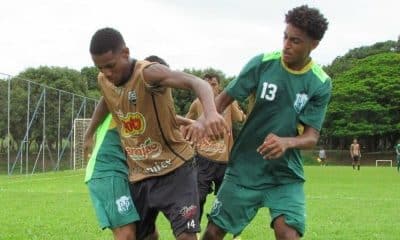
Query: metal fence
0 73 98 175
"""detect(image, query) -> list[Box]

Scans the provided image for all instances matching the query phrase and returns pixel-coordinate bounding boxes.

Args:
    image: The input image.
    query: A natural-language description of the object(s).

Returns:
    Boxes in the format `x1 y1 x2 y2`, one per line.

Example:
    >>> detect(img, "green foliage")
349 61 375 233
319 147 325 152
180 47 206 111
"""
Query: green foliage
324 52 400 149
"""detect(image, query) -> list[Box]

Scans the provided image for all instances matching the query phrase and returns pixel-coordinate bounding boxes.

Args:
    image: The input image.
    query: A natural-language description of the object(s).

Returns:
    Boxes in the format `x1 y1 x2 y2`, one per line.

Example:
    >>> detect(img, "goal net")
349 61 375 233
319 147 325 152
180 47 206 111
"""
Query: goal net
73 118 91 170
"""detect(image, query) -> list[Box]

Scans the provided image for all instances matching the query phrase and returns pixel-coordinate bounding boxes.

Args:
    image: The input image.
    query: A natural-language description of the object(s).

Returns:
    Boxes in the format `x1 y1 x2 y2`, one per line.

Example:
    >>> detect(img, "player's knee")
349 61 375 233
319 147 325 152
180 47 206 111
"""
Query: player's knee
202 222 225 240
112 224 136 240
273 216 300 240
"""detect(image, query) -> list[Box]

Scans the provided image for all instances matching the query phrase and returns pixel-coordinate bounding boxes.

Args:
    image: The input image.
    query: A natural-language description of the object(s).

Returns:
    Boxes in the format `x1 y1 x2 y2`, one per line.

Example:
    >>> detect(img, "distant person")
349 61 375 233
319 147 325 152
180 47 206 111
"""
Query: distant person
85 114 138 240
89 27 228 240
395 141 400 173
186 5 331 240
350 138 361 170
318 147 327 166
185 73 246 240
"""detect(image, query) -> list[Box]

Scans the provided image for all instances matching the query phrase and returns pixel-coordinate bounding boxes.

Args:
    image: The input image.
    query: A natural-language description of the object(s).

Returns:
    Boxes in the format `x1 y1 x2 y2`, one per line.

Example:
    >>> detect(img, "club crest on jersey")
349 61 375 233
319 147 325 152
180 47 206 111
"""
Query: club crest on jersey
120 112 146 137
293 93 309 113
115 196 132 215
128 90 137 104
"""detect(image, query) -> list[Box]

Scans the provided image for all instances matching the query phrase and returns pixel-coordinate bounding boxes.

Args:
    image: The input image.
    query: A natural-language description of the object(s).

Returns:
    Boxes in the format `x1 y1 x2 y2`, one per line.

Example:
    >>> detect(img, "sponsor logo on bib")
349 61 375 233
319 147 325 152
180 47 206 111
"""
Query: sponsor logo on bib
120 112 146 137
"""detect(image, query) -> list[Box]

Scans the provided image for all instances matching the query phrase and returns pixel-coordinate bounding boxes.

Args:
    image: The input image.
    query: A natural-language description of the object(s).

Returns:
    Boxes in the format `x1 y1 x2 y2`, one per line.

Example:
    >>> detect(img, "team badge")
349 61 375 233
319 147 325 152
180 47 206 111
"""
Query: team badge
115 196 132 215
210 198 222 217
128 90 137 104
293 93 309 113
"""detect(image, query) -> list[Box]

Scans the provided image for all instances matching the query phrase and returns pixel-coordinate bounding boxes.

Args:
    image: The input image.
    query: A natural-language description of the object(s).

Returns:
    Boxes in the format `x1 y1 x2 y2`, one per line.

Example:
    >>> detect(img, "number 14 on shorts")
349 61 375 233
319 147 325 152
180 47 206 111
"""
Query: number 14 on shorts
187 219 196 229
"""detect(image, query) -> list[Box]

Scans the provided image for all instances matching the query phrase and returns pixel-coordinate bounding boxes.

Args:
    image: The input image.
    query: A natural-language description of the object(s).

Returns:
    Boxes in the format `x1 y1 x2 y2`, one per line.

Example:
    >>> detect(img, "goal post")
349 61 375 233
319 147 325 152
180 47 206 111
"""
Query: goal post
73 118 91 170
375 159 392 167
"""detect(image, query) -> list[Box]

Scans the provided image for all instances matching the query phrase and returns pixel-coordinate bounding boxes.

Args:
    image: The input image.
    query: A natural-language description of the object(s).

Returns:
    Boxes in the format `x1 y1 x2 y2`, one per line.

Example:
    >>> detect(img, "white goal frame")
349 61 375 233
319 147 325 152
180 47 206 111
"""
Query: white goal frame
73 118 92 170
375 159 392 167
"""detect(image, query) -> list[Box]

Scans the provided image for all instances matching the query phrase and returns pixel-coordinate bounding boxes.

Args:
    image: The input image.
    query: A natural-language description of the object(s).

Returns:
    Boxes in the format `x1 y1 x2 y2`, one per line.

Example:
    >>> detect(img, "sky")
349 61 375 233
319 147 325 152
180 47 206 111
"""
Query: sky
0 0 398 77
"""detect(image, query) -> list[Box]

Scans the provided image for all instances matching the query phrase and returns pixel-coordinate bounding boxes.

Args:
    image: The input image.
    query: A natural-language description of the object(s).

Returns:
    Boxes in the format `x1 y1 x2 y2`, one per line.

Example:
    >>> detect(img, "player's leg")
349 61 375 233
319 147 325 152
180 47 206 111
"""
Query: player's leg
129 180 159 240
203 180 263 239
397 158 400 172
267 182 305 240
88 177 140 240
355 156 360 170
196 155 215 223
352 157 356 170
112 224 136 240
156 160 200 239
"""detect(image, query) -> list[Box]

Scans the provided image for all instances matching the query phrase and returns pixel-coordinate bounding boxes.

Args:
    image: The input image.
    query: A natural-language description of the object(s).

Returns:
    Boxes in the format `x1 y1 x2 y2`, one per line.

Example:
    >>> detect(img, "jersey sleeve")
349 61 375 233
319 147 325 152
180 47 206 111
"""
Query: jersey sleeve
225 54 263 102
299 79 332 131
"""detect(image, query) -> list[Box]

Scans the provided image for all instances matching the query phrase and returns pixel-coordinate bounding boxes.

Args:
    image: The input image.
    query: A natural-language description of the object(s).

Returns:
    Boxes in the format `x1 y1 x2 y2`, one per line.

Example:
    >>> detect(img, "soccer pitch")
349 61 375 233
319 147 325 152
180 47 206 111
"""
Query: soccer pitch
1 166 399 240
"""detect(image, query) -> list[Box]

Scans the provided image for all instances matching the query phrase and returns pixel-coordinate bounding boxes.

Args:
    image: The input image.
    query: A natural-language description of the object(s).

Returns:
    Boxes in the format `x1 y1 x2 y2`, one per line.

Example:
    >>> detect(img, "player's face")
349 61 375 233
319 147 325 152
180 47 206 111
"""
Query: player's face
205 77 220 95
91 47 131 86
282 24 319 70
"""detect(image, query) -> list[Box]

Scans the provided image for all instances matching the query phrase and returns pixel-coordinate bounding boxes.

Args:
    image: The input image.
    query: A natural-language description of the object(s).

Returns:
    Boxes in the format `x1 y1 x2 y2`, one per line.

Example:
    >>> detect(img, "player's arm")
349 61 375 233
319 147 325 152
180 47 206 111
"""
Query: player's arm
350 144 354 158
83 97 109 160
396 147 400 155
257 125 319 160
175 115 195 126
143 64 228 140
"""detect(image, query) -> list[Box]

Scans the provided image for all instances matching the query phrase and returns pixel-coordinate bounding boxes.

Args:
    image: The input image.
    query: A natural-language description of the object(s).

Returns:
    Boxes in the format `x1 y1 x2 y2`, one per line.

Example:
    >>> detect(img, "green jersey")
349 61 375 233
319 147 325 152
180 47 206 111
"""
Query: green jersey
396 144 400 161
225 51 332 189
85 115 128 182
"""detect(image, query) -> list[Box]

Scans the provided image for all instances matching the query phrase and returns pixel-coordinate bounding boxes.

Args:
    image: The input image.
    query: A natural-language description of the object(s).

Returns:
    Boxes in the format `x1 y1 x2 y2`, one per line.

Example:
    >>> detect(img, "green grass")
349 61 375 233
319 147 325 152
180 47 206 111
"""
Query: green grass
1 166 399 240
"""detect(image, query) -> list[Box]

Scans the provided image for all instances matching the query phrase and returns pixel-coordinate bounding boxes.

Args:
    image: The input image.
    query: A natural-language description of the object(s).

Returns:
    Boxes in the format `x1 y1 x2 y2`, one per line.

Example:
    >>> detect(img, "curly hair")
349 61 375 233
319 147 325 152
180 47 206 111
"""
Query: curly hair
145 55 169 67
203 72 220 83
90 27 125 55
285 5 328 40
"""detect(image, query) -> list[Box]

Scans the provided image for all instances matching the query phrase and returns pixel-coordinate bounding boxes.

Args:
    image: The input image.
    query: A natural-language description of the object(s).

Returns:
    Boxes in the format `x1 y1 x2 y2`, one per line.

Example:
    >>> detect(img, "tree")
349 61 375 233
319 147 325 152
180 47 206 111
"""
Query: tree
324 52 400 150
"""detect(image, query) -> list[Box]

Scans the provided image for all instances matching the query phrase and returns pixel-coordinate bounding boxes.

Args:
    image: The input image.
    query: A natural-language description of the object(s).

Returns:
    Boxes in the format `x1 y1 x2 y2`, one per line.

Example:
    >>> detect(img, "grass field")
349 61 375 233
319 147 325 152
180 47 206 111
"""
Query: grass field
1 166 399 240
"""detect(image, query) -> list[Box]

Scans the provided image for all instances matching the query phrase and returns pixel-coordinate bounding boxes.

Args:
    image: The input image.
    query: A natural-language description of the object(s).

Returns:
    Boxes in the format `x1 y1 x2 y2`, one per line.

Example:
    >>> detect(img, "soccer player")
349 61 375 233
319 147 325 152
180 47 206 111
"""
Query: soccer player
395 141 400 172
190 5 331 239
89 28 227 240
350 138 361 170
85 114 138 240
318 147 327 166
185 73 245 240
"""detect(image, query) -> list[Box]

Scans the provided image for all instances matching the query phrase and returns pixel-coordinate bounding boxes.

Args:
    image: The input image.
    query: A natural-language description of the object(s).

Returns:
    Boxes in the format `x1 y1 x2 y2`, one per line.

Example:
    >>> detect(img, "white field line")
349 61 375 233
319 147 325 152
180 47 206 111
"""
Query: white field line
0 171 85 185
307 195 400 201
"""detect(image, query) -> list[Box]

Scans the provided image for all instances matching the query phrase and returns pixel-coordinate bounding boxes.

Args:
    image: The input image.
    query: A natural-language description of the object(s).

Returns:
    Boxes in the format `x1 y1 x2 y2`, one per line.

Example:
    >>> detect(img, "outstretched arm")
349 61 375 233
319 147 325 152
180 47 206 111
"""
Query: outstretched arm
143 64 228 140
83 97 109 160
257 125 320 160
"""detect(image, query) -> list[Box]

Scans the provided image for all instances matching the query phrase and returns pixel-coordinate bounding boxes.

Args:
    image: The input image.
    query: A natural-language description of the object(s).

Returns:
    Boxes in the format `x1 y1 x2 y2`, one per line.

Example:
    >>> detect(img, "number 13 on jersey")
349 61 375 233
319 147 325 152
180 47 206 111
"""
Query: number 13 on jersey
260 82 277 101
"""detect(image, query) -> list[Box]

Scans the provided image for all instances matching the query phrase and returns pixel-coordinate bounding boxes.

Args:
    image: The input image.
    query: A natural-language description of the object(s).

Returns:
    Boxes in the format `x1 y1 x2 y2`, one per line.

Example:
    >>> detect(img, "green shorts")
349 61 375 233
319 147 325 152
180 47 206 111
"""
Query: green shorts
87 176 140 229
209 180 305 236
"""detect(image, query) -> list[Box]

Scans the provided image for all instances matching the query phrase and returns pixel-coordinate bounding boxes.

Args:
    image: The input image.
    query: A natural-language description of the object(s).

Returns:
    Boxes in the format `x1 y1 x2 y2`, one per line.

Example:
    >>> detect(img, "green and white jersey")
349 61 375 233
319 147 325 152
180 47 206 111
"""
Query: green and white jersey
225 51 332 189
85 115 128 182
396 144 400 161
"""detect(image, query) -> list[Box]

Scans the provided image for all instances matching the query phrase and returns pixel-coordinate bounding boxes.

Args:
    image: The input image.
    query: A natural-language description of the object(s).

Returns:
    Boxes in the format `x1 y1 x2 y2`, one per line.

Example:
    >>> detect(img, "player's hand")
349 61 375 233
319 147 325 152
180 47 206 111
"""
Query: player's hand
257 133 290 160
83 133 94 161
181 120 206 143
200 112 229 141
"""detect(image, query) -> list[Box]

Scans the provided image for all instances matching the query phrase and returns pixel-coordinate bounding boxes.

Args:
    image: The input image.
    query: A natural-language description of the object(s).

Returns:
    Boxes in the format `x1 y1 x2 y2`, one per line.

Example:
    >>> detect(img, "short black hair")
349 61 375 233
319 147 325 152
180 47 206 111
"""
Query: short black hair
144 55 169 67
90 27 125 55
203 73 220 83
285 5 328 41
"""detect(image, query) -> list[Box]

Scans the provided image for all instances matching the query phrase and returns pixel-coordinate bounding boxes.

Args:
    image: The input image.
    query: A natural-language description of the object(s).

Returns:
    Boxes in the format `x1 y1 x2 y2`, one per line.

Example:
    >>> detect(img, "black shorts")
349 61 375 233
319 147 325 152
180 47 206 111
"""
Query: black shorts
130 159 200 239
353 156 360 162
196 155 227 201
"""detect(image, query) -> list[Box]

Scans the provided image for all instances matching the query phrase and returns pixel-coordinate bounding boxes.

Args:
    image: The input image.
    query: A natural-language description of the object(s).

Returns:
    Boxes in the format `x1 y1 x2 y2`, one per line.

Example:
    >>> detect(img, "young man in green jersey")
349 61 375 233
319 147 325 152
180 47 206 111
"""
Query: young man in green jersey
189 5 331 240
85 114 139 240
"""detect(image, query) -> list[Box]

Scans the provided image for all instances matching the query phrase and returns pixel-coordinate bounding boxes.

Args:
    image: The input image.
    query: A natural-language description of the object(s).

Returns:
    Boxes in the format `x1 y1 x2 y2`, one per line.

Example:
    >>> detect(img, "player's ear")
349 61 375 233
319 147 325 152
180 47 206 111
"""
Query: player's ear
121 47 129 59
311 40 319 50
